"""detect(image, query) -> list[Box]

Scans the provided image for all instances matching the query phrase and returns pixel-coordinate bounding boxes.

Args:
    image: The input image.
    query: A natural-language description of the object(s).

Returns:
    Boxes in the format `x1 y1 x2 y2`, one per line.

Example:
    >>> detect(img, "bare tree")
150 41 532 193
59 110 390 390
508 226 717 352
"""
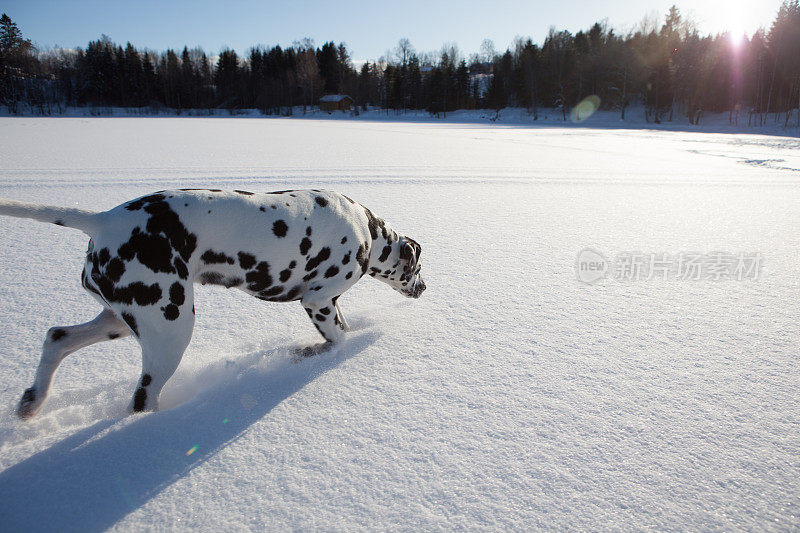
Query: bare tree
293 38 321 113
395 38 414 68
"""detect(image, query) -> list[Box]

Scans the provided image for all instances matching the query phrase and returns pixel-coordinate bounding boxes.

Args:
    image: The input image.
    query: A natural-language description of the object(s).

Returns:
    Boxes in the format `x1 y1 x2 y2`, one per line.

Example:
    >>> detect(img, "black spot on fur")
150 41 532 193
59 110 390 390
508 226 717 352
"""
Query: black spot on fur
90 252 163 305
133 387 147 411
143 198 197 261
108 333 120 340
51 328 67 341
163 304 180 321
117 195 198 277
341 236 347 244
115 282 162 306
82 270 102 297
21 388 35 403
315 196 328 207
54 219 64 226
400 242 414 261
245 261 272 292
279 269 292 282
201 249 235 265
300 237 312 256
259 286 284 298
125 193 165 211
98 248 111 265
345 272 353 279
106 258 126 282
285 286 301 300
200 272 222 284
141 374 152 386
174 258 189 279
118 231 175 273
306 226 312 236
121 312 139 336
273 220 288 238
267 190 294 195
342 252 351 265
324 265 340 278
312 321 331 341
357 243 369 274
234 190 254 195
200 272 242 288
289 260 297 269
238 252 257 270
303 270 318 281
169 282 185 306
379 245 392 262
320 307 331 315
315 314 326 321
305 247 331 271
259 206 266 212
364 207 387 240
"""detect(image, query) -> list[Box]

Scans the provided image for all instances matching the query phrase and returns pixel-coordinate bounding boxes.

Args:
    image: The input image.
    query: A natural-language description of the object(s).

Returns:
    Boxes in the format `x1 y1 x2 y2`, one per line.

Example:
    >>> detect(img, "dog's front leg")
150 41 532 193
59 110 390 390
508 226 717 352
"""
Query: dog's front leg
332 295 349 332
297 296 346 357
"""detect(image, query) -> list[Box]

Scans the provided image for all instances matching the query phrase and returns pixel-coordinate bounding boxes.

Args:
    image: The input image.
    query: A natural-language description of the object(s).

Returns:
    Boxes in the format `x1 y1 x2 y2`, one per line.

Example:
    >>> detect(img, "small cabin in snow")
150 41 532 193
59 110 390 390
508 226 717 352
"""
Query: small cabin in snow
319 94 353 112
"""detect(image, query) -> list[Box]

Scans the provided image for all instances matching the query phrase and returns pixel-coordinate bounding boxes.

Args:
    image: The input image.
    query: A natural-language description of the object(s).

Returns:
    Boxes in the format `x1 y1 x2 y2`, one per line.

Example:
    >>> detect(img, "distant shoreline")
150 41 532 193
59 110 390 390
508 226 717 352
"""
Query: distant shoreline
2 105 798 138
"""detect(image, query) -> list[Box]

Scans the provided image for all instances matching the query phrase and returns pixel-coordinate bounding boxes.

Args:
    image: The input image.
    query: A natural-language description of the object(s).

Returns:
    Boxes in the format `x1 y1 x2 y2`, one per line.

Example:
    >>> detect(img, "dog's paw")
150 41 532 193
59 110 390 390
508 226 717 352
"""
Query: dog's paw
292 342 334 361
16 388 39 420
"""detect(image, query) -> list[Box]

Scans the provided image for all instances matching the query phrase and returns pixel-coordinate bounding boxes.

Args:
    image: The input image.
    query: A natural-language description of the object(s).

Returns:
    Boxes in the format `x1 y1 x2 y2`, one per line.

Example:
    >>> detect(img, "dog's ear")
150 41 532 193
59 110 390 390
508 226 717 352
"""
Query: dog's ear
400 241 414 261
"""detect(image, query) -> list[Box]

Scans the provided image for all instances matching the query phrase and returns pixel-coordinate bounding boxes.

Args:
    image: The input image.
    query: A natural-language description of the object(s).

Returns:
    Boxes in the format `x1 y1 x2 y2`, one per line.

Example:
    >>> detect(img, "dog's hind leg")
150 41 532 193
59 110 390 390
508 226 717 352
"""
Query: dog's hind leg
126 298 195 414
17 308 131 420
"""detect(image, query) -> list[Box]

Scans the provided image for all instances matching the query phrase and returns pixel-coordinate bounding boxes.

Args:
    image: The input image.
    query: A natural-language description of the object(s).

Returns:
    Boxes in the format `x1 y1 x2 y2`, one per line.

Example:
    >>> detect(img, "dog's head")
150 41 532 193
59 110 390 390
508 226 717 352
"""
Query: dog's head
385 237 426 299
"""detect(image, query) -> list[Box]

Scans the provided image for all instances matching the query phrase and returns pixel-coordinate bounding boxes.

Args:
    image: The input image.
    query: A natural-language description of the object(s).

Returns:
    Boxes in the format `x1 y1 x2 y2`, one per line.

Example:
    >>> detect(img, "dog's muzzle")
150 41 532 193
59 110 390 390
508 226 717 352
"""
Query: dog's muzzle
409 279 426 298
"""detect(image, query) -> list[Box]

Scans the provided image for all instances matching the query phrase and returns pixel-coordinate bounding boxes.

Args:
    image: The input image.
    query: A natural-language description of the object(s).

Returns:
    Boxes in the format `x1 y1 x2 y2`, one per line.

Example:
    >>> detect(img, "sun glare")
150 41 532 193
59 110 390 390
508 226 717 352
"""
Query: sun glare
721 6 747 37
702 0 768 41
728 30 746 50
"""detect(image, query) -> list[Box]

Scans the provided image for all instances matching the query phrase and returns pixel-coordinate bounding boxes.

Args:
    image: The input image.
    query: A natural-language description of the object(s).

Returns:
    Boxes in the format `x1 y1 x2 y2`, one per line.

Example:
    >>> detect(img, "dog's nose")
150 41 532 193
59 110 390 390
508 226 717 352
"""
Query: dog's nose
413 280 426 297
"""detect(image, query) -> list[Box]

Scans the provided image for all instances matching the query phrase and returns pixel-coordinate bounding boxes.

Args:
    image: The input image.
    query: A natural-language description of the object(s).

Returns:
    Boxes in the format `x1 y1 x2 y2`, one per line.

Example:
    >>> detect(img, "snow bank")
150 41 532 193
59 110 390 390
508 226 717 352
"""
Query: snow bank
0 117 797 530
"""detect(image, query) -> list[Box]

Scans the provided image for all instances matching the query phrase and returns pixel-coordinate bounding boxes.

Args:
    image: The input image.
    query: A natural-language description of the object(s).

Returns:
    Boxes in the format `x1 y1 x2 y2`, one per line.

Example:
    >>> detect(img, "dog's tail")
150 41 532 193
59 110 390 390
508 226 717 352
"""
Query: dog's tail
0 198 101 237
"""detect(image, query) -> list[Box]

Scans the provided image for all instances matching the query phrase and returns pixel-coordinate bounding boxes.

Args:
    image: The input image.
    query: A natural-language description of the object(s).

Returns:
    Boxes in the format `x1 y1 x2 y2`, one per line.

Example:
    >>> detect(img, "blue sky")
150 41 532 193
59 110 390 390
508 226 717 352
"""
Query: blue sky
3 0 785 61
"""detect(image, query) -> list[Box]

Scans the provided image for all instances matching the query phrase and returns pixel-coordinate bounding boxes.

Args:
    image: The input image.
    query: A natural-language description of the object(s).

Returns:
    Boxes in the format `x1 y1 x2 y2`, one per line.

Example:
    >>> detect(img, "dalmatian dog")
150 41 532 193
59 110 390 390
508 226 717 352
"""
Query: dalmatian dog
0 189 425 418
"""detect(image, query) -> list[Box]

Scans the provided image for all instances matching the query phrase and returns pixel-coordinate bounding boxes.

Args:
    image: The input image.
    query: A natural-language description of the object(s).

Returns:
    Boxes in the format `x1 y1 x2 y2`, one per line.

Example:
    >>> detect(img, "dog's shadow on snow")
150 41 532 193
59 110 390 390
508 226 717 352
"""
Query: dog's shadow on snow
0 326 379 533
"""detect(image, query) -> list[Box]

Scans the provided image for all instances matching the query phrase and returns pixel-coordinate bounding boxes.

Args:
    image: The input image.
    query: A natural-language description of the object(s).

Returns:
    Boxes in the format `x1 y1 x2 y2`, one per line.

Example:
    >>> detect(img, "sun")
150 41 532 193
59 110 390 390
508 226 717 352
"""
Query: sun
719 3 748 38
695 0 758 40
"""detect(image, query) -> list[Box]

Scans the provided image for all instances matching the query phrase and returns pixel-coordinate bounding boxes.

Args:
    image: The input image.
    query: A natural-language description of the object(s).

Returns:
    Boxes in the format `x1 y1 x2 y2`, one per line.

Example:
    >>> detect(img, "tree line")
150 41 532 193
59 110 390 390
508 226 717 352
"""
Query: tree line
1 2 799 126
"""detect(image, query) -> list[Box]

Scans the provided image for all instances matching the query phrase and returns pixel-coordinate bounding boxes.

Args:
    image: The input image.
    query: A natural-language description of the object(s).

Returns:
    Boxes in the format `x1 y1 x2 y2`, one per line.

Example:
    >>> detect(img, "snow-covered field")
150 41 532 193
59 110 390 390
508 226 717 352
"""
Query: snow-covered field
0 117 798 531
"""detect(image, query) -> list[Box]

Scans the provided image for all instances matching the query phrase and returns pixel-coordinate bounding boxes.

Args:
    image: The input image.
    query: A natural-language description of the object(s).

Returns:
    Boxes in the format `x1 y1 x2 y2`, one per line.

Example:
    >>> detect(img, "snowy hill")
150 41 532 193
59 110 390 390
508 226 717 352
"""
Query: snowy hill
0 117 798 530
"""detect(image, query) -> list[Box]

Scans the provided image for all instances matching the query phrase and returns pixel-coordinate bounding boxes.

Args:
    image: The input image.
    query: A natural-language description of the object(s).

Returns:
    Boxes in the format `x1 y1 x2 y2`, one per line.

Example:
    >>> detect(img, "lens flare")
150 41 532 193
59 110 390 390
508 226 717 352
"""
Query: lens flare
186 445 199 456
570 95 601 123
